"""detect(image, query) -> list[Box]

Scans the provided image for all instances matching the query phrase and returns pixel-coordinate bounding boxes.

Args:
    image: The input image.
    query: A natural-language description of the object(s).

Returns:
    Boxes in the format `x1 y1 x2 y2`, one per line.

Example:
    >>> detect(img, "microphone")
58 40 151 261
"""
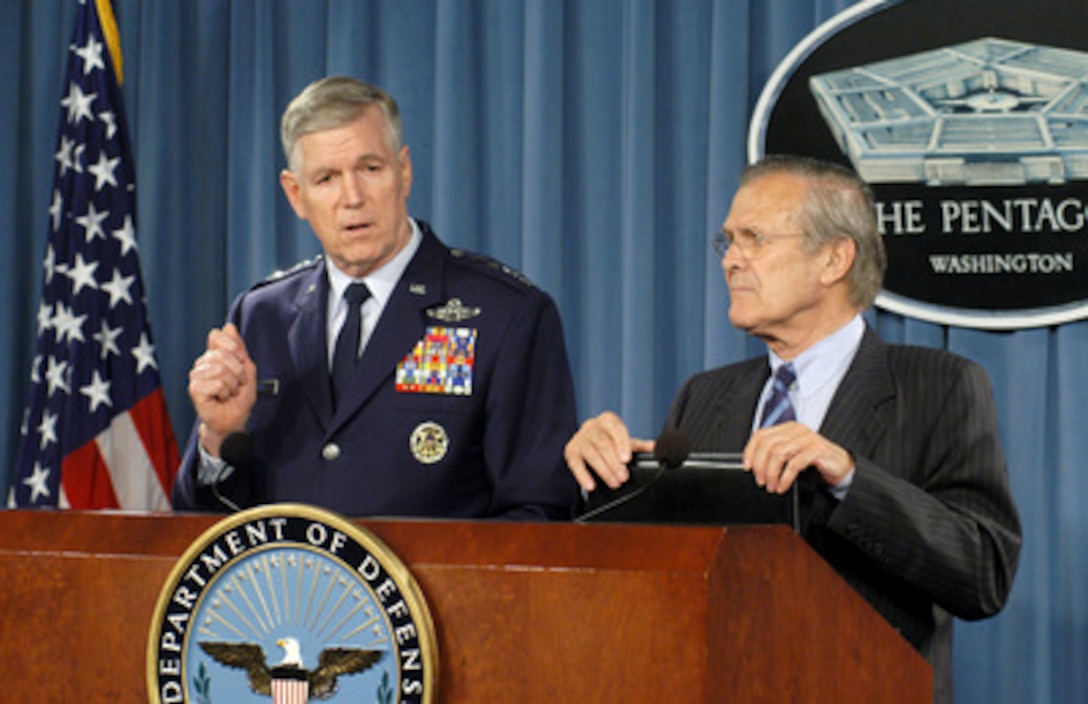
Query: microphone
651 429 691 469
211 431 253 513
220 431 254 467
575 429 692 523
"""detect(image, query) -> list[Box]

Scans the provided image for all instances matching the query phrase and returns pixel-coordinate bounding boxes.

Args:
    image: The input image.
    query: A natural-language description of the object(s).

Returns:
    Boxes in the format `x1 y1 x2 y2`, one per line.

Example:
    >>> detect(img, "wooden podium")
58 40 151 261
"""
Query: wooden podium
0 510 930 702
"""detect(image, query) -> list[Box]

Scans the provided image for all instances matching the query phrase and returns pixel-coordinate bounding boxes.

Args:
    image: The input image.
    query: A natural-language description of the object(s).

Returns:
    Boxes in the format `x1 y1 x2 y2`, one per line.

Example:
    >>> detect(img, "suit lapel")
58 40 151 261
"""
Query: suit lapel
818 327 893 458
287 264 335 427
669 357 766 451
719 360 769 449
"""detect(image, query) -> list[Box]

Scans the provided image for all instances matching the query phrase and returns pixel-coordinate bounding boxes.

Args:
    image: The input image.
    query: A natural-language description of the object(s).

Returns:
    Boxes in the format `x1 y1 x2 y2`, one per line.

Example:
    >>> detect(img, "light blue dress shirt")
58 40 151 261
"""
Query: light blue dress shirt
756 314 865 499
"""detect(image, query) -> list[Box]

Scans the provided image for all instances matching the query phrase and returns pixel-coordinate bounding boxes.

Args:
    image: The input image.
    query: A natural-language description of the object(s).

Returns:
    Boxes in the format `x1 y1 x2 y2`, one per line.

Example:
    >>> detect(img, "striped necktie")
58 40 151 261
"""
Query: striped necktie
759 363 797 427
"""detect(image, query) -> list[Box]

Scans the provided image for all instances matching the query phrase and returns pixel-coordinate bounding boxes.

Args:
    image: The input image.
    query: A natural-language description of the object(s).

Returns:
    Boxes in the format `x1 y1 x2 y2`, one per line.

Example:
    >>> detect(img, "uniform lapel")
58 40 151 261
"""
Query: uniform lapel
287 264 335 428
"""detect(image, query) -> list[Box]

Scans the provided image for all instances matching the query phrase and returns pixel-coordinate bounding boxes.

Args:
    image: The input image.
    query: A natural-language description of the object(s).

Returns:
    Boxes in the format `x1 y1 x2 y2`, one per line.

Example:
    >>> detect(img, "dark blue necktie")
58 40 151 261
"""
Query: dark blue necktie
759 363 797 427
330 282 371 408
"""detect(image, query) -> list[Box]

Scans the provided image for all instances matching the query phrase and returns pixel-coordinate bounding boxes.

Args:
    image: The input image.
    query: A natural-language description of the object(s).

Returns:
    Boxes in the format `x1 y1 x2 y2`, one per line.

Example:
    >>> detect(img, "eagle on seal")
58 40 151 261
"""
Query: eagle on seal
199 637 382 700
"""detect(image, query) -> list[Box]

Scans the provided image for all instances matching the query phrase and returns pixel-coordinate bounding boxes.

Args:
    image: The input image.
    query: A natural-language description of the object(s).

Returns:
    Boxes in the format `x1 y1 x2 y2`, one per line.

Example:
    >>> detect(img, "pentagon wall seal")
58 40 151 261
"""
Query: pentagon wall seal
147 504 438 703
751 0 1088 329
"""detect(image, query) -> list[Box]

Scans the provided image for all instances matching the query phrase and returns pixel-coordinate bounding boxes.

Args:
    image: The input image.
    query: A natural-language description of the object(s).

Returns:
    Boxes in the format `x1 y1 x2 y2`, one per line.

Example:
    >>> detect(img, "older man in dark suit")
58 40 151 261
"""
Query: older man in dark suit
174 76 578 519
565 155 1021 703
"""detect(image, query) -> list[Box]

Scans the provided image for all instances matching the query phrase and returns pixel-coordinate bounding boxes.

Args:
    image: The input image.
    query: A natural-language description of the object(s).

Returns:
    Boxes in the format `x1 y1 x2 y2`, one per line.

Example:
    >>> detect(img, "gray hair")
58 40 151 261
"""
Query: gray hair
740 154 886 309
280 76 404 172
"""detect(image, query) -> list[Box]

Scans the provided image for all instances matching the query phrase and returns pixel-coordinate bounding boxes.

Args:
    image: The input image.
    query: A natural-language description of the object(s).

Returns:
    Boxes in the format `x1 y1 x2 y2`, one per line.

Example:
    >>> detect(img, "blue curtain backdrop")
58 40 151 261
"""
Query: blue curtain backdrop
1 1 1083 701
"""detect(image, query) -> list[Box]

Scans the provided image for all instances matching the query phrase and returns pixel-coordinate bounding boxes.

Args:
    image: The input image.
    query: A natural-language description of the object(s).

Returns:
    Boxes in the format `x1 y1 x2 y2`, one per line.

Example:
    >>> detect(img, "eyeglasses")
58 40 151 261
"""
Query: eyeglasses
712 230 803 259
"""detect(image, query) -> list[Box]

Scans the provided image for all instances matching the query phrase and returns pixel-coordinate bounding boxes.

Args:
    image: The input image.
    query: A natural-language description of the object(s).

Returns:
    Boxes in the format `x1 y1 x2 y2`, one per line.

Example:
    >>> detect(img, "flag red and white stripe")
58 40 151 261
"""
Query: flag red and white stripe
272 677 310 704
8 0 178 510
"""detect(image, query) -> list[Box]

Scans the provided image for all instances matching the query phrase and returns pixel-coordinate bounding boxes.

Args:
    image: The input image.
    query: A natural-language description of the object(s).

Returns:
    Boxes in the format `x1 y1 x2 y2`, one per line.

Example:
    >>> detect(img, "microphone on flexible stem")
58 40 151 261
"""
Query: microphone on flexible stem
575 429 691 523
211 431 253 513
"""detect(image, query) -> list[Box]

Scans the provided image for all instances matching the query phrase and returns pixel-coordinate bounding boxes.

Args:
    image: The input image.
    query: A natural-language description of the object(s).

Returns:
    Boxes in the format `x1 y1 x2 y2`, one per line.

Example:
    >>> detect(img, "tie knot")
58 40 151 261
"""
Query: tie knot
759 362 797 428
774 363 796 389
343 282 371 308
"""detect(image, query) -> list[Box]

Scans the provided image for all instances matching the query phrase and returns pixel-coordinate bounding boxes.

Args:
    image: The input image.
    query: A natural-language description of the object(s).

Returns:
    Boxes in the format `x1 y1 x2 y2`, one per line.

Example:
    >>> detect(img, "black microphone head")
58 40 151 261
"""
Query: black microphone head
219 431 254 468
653 429 690 469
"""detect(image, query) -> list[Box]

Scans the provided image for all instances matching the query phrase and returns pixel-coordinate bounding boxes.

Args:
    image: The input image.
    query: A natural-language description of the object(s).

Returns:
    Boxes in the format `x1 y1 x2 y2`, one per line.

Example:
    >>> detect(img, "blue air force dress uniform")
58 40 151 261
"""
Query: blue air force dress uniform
173 221 579 519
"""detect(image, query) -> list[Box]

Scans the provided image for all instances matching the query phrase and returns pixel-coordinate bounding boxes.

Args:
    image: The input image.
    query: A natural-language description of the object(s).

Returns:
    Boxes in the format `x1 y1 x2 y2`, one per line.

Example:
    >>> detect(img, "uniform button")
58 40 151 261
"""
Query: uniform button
322 443 341 461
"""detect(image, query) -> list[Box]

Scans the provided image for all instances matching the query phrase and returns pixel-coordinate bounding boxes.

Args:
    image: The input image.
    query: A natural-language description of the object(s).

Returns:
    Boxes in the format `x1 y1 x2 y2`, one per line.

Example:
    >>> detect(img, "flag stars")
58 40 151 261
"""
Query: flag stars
73 35 105 75
52 302 87 344
37 410 59 451
80 370 112 412
60 81 96 125
100 111 118 140
75 202 109 242
55 137 73 172
132 332 159 373
49 190 64 232
112 215 138 255
94 320 123 360
37 302 54 336
30 355 43 385
55 137 79 178
44 245 58 284
22 463 52 503
101 268 134 307
87 151 120 191
44 357 71 396
65 252 99 295
50 304 73 343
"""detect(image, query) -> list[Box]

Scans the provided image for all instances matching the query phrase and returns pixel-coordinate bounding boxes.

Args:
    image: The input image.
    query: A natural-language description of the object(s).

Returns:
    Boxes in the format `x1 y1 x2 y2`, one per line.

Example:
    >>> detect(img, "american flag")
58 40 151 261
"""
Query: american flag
7 0 179 510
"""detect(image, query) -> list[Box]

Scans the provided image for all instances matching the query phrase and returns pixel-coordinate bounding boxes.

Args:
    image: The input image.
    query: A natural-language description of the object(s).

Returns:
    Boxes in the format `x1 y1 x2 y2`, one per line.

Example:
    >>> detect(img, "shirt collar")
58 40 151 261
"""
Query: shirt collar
326 218 422 309
767 314 865 398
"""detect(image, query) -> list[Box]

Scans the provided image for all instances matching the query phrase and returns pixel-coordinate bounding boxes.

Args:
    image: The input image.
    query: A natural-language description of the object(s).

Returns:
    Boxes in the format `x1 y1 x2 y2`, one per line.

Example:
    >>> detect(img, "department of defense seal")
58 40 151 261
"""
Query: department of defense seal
147 504 438 704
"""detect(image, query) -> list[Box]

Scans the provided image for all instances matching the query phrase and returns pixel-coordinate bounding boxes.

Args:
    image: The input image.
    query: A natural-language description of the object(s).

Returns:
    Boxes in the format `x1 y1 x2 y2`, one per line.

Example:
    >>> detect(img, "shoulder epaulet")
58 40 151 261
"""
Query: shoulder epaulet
250 255 323 290
449 248 536 289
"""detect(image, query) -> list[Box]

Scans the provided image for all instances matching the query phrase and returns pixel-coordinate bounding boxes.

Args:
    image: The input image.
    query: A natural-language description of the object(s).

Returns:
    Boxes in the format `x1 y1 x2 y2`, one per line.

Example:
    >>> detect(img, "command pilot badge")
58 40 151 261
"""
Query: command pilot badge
147 504 438 704
425 298 480 323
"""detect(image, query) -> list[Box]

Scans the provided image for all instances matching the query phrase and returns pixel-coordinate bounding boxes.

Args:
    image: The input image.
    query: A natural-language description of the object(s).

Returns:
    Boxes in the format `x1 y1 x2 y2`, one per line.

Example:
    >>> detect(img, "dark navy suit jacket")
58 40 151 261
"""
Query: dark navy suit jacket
663 327 1021 704
174 221 579 520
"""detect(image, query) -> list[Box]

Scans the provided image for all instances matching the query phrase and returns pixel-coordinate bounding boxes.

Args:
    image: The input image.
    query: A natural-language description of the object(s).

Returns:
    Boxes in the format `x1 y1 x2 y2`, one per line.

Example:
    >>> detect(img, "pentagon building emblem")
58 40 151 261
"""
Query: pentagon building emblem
809 38 1088 187
752 0 1088 328
147 504 438 703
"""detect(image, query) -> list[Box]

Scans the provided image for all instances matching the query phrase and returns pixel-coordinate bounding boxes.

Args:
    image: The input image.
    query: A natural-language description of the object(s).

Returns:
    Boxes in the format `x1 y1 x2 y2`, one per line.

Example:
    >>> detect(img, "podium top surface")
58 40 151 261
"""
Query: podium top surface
0 508 793 572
